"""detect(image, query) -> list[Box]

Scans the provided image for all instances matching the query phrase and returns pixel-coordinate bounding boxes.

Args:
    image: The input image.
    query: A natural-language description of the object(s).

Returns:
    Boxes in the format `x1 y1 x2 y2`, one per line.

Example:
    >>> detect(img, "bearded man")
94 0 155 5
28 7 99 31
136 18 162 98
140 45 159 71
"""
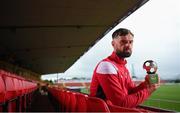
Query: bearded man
90 28 160 108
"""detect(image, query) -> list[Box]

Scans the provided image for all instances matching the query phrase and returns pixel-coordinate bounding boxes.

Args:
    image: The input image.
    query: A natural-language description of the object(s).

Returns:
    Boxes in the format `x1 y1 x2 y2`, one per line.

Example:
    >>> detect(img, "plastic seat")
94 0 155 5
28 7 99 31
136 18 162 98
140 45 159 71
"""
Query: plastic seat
86 96 110 112
0 73 5 103
106 100 142 112
0 73 6 112
75 93 88 112
13 77 22 111
4 75 17 112
69 92 77 112
0 70 37 112
26 81 32 106
18 80 23 112
21 80 27 111
5 76 16 100
18 80 23 96
64 91 71 112
58 90 66 111
13 78 21 96
54 88 60 100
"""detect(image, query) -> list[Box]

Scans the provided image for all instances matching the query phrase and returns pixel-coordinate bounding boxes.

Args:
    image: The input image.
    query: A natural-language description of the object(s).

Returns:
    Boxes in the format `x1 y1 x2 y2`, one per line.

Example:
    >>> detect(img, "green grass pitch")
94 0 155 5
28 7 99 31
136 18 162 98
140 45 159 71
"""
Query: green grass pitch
80 83 180 112
142 83 180 112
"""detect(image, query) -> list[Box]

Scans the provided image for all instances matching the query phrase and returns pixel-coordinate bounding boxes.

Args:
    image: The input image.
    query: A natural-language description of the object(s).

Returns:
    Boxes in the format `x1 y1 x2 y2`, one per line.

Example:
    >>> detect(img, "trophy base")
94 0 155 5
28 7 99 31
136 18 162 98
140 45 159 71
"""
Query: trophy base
149 74 158 84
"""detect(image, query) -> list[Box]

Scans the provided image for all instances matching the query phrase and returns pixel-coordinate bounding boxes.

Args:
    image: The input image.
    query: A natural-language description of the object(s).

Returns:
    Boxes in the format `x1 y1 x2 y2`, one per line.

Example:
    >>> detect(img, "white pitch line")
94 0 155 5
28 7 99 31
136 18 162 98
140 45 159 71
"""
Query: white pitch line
148 98 180 104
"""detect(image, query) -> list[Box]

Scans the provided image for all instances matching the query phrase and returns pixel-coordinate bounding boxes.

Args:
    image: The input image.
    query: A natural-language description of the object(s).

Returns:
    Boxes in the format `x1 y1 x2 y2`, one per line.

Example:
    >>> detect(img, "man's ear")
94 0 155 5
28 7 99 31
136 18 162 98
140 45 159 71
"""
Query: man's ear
111 40 114 47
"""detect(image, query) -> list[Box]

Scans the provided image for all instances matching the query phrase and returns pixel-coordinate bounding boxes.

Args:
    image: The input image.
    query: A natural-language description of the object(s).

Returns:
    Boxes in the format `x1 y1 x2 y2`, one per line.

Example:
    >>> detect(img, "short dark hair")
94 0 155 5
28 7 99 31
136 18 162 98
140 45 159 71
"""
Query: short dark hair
112 28 134 39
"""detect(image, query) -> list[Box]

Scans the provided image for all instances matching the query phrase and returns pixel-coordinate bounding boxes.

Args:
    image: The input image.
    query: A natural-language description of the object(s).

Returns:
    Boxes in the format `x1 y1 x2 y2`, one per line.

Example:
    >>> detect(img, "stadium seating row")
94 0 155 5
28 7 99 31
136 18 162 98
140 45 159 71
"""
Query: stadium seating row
0 69 37 112
48 87 145 112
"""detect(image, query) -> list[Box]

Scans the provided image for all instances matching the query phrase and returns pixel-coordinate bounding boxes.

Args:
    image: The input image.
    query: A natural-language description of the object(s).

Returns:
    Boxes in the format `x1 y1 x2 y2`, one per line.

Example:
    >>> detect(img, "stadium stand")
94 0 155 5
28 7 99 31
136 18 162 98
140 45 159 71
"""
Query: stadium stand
48 87 152 112
0 69 37 112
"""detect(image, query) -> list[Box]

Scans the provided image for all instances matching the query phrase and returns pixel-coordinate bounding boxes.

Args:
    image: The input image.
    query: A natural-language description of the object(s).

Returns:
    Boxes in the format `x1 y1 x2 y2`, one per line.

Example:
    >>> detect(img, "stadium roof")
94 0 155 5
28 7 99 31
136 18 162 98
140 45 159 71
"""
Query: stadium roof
0 0 148 75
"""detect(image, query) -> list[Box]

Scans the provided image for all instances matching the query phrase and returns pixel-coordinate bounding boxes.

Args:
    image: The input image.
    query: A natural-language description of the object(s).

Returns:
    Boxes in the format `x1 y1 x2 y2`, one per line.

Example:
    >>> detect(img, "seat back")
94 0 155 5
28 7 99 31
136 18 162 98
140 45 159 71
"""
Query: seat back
4 76 16 100
64 91 71 112
18 79 23 96
107 100 142 112
0 72 6 112
3 73 18 112
13 78 21 96
58 90 66 111
87 96 110 112
69 92 77 112
0 73 5 103
75 93 88 112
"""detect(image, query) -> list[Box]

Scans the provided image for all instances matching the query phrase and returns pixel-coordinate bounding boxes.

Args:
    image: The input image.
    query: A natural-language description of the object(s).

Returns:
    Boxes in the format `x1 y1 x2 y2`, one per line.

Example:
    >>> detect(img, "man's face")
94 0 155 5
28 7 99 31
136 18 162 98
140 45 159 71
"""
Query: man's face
112 33 134 58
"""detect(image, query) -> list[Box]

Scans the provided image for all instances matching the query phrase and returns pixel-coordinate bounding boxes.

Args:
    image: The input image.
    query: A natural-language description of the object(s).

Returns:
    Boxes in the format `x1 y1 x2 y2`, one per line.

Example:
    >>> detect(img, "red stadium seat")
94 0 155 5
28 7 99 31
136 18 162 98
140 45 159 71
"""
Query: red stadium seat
106 100 143 112
13 78 24 112
21 80 27 111
3 75 18 112
0 70 37 112
58 90 66 111
86 96 110 112
75 93 88 112
13 78 21 96
18 79 23 96
69 92 77 112
18 79 23 111
4 76 16 100
0 73 5 103
64 91 71 112
0 72 6 112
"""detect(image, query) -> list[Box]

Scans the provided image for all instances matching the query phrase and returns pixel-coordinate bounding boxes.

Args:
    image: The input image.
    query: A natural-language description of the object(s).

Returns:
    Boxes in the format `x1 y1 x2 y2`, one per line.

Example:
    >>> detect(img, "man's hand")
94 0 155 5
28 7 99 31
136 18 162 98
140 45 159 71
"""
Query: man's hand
145 75 160 94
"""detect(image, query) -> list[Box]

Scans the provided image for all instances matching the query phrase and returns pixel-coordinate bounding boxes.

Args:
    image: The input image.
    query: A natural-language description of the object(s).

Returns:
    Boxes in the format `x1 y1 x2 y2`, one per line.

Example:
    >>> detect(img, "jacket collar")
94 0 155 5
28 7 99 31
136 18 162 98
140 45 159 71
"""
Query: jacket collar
108 51 127 65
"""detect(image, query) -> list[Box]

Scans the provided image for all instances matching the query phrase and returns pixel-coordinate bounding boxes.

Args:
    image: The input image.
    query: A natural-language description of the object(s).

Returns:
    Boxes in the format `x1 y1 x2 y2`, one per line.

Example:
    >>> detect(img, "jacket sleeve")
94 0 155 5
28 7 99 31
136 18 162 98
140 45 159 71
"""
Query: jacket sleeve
97 74 150 108
126 75 149 94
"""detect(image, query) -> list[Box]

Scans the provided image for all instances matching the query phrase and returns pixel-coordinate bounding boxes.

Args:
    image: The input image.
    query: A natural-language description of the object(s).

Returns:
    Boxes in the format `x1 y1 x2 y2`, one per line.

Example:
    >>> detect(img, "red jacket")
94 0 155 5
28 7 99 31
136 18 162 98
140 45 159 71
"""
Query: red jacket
90 52 150 108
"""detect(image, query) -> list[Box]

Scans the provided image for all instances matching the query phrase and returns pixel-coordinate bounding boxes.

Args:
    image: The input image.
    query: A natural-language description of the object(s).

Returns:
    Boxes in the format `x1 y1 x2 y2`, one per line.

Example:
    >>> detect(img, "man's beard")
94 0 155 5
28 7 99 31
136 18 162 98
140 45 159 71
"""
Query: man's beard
116 50 132 58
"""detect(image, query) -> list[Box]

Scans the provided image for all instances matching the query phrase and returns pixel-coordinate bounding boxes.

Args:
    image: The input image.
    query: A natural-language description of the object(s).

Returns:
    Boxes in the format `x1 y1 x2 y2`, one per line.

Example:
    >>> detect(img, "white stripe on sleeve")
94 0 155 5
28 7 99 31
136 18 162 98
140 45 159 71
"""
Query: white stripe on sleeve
96 61 118 75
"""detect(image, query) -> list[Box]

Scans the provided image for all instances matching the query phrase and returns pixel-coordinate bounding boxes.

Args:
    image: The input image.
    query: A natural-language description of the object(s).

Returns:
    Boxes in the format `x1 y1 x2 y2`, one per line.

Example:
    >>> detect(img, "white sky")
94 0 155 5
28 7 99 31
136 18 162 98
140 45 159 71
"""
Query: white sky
42 0 180 81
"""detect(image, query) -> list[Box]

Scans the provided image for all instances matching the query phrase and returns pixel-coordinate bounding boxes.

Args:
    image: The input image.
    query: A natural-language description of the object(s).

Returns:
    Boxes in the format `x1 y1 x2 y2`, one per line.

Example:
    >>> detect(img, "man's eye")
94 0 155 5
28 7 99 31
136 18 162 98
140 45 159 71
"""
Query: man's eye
120 40 133 44
130 41 133 44
121 40 127 44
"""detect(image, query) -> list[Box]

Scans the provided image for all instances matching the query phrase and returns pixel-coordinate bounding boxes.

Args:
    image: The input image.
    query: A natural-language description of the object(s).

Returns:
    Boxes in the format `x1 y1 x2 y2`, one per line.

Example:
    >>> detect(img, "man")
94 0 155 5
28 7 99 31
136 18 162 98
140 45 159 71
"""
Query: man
90 28 160 108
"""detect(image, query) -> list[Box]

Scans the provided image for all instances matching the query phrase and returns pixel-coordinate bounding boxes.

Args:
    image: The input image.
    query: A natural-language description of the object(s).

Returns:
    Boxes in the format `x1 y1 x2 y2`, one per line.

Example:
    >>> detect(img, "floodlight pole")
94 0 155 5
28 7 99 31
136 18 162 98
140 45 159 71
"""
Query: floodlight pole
57 73 58 83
